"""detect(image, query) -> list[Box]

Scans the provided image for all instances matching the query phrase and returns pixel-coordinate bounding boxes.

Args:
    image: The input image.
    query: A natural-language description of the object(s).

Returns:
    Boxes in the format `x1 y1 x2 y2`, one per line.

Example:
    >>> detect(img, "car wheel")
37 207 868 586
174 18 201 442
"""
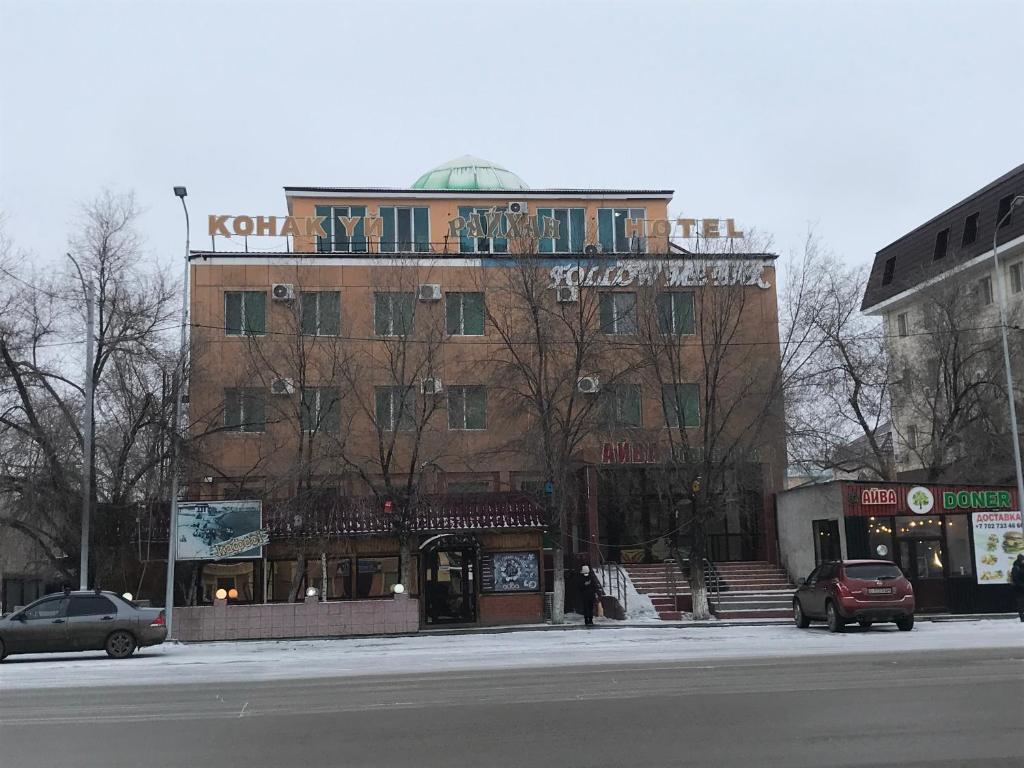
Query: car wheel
896 615 915 632
105 630 137 659
826 601 844 633
857 619 873 628
793 600 811 628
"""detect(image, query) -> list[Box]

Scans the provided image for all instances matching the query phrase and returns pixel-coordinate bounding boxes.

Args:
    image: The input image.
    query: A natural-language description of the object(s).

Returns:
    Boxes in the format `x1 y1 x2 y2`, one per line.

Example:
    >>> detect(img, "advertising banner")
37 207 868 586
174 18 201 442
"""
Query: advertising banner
176 500 267 561
971 510 1023 585
480 552 540 592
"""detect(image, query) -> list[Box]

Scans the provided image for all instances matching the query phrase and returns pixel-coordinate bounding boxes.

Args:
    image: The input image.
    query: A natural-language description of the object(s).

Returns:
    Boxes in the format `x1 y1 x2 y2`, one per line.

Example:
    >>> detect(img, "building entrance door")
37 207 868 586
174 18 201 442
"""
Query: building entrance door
423 549 477 625
896 537 947 611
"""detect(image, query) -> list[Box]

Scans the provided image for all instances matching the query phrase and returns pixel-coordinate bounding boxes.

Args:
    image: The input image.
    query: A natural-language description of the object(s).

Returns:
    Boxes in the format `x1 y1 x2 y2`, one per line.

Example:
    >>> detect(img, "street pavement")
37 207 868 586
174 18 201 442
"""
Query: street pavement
1 646 1021 767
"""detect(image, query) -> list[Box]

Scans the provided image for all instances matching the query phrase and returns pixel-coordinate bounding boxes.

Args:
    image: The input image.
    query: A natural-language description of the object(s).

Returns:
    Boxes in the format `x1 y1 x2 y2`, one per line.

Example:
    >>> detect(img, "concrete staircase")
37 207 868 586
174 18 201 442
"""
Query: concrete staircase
711 561 795 620
622 560 795 621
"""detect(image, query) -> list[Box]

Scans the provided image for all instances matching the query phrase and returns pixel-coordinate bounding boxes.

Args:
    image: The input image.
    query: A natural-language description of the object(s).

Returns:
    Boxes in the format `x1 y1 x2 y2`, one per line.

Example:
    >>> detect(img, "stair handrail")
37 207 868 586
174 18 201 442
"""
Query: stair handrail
595 549 627 615
703 558 721 613
663 557 678 611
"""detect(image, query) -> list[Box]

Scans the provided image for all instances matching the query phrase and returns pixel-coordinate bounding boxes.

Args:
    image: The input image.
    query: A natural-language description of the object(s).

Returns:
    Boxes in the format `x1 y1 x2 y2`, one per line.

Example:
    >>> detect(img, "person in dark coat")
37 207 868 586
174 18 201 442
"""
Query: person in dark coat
578 565 603 626
1011 553 1024 623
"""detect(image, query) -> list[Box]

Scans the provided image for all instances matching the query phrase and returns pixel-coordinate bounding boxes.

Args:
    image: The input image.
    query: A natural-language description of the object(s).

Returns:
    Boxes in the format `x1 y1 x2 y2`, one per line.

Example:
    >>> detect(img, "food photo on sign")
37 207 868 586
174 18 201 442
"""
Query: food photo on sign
176 500 268 560
971 511 1023 584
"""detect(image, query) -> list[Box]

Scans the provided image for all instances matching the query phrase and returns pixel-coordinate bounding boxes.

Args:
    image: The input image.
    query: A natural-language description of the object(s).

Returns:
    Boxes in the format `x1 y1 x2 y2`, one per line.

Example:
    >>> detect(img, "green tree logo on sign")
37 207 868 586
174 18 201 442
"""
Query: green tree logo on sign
906 486 934 514
911 491 929 509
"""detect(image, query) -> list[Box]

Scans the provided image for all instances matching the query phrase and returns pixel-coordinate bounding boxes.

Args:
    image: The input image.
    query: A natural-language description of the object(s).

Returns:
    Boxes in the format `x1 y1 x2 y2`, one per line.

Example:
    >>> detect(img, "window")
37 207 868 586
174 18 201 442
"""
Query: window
67 595 116 617
445 292 485 335
961 212 979 246
20 597 68 620
447 480 492 494
225 291 266 336
662 383 700 427
905 424 917 450
356 557 400 597
379 206 430 253
315 205 368 253
881 256 896 286
997 194 1015 228
458 207 508 254
656 292 695 334
945 516 974 577
844 562 903 580
813 519 842 564
301 387 340 432
933 228 949 260
374 292 415 336
1011 263 1023 294
896 312 908 338
607 383 642 427
448 385 486 430
537 207 586 253
224 388 266 432
300 291 340 336
599 292 637 334
375 386 415 431
977 275 993 306
598 208 646 253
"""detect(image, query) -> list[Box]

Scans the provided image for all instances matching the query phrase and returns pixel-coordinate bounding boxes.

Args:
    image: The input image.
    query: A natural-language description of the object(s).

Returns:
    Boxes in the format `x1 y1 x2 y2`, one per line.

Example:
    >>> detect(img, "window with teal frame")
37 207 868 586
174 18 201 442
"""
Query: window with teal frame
316 205 367 253
536 208 585 253
379 206 430 253
597 208 646 253
458 207 508 254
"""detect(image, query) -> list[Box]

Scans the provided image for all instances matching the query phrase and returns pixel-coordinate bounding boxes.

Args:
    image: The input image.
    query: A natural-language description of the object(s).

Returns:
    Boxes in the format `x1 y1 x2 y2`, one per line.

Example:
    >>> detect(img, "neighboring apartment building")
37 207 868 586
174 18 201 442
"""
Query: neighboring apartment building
181 156 786 624
861 164 1024 481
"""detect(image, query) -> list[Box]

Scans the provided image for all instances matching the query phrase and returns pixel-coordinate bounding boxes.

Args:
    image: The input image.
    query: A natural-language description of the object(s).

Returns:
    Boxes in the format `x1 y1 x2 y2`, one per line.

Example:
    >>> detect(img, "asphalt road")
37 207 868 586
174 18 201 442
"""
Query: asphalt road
1 647 1021 768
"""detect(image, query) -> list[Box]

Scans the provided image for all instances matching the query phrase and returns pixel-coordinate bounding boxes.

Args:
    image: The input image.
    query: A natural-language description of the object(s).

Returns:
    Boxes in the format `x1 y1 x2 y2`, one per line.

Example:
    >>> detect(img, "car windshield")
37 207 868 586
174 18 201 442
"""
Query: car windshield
845 563 903 580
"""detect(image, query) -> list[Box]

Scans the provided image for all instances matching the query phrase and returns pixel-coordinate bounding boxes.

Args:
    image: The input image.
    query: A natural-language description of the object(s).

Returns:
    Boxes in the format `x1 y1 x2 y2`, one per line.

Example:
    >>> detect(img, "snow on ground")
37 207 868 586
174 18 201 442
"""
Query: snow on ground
2 621 1021 691
597 565 662 621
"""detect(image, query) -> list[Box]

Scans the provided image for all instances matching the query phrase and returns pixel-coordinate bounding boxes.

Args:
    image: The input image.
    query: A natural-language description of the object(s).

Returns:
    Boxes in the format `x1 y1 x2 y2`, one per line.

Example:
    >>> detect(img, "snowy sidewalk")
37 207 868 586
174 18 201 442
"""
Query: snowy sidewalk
2 621 1021 691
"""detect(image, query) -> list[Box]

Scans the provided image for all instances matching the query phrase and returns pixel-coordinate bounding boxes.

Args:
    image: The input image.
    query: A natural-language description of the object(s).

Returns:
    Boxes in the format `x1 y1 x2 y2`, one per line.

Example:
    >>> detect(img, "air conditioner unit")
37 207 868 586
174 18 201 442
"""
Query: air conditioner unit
270 377 295 396
555 286 579 303
271 283 295 301
421 377 443 395
507 201 528 214
583 244 599 256
418 284 442 302
577 376 600 394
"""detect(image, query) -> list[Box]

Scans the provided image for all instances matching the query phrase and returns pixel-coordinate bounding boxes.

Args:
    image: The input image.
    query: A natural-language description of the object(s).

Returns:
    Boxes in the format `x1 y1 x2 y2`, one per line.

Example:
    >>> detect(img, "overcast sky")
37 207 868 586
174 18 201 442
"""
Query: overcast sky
1 0 1021 276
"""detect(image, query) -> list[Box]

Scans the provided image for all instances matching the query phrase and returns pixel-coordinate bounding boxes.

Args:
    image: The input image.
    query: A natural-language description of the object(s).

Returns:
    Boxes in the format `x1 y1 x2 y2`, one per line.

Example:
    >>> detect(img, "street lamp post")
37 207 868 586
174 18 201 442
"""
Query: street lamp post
164 186 190 638
991 194 1024 514
67 253 94 590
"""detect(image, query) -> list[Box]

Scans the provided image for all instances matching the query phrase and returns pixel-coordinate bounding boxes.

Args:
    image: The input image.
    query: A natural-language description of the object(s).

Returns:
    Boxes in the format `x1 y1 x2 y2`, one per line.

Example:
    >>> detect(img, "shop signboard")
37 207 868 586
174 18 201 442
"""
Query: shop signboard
480 551 540 592
971 511 1023 585
176 500 267 560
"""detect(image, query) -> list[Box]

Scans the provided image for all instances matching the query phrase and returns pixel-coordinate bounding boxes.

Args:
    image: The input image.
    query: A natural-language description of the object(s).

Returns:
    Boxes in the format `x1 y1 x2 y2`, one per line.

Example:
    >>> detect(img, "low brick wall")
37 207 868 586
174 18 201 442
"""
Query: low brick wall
477 592 544 625
173 594 419 642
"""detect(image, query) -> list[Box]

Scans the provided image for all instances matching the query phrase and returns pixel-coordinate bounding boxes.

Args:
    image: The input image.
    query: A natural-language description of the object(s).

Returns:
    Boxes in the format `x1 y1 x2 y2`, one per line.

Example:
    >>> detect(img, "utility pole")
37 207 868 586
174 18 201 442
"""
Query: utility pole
67 253 95 591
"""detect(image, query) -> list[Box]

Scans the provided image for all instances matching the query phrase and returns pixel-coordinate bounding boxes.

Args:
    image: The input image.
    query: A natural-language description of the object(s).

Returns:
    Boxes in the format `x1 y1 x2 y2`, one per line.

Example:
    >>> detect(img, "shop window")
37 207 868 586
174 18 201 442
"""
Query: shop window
301 387 341 433
657 292 695 335
598 208 646 253
662 383 700 428
894 515 944 537
199 561 255 604
867 517 894 559
813 519 842 564
356 557 400 598
300 291 340 336
225 291 266 336
267 559 329 602
606 384 642 427
379 206 430 253
374 292 415 336
448 386 486 430
315 205 368 253
375 386 416 431
2 578 45 612
944 516 974 577
537 207 586 253
458 207 508 254
447 479 492 494
961 212 979 246
327 558 352 599
445 292 485 335
224 389 266 432
599 292 637 334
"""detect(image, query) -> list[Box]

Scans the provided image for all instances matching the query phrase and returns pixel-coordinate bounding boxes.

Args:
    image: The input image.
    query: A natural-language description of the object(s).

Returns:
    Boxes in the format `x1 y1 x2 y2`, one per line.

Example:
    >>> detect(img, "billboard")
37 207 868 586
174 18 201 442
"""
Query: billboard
971 511 1023 585
175 500 267 561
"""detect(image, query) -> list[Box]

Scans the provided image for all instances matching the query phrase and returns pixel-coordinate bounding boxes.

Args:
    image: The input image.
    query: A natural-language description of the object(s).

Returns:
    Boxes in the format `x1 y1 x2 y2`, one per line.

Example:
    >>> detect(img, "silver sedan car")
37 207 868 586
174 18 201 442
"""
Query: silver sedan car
0 590 167 660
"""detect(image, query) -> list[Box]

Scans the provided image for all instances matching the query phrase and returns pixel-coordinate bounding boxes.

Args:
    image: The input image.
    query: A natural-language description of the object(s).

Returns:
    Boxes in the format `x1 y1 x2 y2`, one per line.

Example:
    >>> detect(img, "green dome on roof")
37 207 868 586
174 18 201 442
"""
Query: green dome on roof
411 155 529 191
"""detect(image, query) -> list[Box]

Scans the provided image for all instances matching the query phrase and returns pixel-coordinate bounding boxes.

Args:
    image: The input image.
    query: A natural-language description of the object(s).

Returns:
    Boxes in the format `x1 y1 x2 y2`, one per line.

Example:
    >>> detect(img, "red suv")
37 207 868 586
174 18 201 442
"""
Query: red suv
793 560 915 632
